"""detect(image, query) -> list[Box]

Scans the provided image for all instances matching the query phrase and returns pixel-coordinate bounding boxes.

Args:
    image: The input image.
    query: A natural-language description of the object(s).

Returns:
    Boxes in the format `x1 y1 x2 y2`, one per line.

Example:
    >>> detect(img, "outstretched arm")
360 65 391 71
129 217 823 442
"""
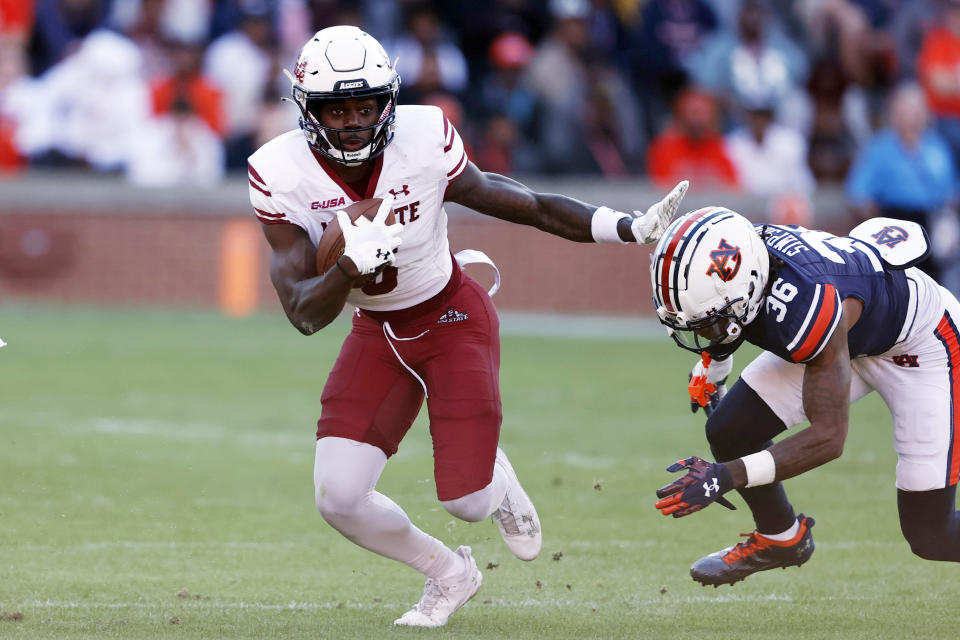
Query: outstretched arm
444 161 687 244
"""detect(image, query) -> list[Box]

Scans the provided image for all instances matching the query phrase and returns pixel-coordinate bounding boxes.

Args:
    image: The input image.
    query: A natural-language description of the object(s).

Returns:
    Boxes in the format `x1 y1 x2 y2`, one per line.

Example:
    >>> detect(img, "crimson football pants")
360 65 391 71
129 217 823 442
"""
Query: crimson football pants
316 271 502 501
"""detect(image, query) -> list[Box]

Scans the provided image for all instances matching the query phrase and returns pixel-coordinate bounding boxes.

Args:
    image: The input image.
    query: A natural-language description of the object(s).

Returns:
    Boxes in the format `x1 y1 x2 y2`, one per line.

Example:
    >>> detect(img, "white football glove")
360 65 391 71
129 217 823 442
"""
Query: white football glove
630 180 689 244
336 198 403 276
687 352 732 417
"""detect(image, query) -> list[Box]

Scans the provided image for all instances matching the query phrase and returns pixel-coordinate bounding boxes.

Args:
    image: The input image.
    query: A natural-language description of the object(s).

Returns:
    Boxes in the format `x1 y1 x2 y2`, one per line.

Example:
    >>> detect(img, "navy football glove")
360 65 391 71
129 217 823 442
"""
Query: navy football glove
655 456 737 517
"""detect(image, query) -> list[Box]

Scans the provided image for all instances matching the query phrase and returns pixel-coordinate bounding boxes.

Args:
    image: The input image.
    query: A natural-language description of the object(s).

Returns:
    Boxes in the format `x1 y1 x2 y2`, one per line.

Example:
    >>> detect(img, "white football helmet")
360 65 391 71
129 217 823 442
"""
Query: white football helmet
286 26 400 165
650 207 770 357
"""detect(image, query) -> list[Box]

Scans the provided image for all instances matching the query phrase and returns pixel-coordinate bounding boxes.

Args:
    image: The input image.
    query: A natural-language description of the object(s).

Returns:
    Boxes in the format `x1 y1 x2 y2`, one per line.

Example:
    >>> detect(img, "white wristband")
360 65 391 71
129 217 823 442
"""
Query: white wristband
741 450 776 487
591 206 631 244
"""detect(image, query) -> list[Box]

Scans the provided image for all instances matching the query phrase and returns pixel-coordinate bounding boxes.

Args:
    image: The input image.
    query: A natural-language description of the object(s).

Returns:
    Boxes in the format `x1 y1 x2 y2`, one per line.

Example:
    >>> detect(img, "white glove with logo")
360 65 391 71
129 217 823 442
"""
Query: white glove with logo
335 198 403 276
630 180 689 244
688 352 732 417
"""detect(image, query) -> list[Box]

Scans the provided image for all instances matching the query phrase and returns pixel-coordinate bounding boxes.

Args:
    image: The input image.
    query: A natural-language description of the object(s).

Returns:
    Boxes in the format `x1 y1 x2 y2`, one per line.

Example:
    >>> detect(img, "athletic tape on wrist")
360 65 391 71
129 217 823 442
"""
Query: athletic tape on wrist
742 450 776 488
591 206 631 244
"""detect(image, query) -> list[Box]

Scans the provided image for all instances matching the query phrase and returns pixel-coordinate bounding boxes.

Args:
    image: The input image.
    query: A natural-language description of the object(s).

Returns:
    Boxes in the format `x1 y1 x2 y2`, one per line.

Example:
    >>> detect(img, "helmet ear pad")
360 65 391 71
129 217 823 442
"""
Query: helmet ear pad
650 207 769 355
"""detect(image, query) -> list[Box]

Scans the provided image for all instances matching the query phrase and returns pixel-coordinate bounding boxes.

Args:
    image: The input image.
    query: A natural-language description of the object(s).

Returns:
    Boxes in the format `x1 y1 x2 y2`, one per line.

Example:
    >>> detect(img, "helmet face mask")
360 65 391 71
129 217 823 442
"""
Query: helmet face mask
659 291 751 358
650 207 769 357
287 26 400 166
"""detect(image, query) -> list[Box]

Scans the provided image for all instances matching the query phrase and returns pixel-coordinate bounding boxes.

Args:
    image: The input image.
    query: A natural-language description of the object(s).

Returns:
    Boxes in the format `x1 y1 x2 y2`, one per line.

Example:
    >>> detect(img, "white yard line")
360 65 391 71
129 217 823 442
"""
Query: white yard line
17 591 881 613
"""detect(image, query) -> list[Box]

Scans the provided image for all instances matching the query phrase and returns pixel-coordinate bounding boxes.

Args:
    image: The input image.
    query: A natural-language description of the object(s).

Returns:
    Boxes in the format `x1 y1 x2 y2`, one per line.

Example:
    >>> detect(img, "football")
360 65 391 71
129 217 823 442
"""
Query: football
315 198 395 286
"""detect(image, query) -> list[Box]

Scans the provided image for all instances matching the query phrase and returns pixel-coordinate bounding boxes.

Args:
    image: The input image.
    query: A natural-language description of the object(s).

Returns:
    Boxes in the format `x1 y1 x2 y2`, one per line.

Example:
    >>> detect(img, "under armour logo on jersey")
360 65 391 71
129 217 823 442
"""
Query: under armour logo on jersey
706 239 742 281
892 354 919 367
294 58 308 83
703 477 720 497
871 225 909 247
388 185 410 198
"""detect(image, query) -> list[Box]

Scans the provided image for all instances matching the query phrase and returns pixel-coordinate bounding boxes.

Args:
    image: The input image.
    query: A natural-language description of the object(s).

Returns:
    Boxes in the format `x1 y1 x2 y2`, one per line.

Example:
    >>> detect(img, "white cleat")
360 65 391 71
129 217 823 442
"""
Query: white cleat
491 447 542 561
393 546 482 628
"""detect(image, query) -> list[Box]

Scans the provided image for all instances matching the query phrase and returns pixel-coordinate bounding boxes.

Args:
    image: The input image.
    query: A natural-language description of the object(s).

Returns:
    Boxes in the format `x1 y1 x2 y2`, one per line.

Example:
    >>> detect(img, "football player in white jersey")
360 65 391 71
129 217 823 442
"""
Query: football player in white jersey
648 208 960 587
247 25 688 627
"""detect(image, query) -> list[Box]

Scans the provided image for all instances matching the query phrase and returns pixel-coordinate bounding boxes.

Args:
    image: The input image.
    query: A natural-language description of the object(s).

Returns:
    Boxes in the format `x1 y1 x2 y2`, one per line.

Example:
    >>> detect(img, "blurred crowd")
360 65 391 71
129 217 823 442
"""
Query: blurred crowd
1 0 960 284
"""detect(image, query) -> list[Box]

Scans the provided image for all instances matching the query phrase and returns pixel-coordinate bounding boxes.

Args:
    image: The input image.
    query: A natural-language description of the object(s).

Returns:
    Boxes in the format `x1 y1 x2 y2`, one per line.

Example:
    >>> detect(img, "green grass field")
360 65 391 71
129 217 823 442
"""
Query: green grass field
2 304 958 640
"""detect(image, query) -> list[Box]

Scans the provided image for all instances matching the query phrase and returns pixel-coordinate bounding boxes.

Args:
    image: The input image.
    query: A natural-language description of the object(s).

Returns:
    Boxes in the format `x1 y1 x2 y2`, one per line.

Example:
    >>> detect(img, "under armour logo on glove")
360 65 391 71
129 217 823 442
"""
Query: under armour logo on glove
376 248 390 259
703 477 720 497
655 456 736 518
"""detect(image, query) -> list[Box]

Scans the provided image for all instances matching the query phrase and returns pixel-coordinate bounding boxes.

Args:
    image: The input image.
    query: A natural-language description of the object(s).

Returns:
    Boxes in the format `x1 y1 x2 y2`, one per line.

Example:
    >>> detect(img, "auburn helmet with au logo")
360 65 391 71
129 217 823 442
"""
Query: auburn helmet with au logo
650 207 770 357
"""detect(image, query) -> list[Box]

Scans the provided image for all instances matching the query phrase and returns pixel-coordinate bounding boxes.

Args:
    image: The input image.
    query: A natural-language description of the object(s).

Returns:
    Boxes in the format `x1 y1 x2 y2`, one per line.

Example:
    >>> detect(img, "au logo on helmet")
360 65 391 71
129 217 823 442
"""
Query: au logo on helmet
706 239 742 281
871 225 909 248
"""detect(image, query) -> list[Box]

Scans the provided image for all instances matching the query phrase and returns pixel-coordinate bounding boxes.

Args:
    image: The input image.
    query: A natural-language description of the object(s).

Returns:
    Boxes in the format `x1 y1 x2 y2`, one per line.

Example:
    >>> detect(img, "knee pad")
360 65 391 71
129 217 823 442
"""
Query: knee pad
706 380 786 461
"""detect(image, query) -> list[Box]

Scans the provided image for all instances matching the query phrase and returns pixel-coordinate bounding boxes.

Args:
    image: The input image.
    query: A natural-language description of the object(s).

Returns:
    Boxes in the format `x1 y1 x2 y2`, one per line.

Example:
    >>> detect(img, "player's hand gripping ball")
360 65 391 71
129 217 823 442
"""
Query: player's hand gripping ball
316 198 397 288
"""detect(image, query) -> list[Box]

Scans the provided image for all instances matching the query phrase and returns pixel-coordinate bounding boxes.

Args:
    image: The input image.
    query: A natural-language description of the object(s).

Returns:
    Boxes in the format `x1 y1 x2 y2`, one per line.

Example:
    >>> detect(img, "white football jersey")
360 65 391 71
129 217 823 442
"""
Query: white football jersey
247 105 469 311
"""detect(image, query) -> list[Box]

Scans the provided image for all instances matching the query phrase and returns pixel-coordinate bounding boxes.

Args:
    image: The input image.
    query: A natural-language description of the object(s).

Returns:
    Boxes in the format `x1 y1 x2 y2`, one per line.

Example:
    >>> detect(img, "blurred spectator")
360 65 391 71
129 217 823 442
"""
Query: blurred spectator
524 0 591 172
474 113 530 175
0 0 32 170
802 0 898 143
480 33 537 131
891 0 936 81
626 0 718 140
690 0 810 134
805 59 858 183
122 0 173 80
1 0 34 37
917 0 960 166
151 38 224 136
28 0 111 75
203 0 277 169
474 33 540 174
391 3 469 104
724 90 815 222
437 0 550 90
525 0 640 174
127 93 225 186
845 83 957 284
7 29 150 170
582 53 645 176
646 88 738 190
583 0 630 64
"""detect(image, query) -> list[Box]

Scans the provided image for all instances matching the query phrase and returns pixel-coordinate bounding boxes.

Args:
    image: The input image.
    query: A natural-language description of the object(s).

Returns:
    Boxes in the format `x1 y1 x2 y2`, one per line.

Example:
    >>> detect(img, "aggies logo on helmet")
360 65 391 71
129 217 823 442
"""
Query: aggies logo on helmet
706 239 742 281
294 58 308 83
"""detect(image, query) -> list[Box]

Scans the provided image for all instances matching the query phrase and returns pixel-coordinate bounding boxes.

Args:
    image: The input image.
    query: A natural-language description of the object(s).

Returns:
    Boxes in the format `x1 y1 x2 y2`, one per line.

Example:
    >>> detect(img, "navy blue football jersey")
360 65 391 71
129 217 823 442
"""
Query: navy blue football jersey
743 225 911 362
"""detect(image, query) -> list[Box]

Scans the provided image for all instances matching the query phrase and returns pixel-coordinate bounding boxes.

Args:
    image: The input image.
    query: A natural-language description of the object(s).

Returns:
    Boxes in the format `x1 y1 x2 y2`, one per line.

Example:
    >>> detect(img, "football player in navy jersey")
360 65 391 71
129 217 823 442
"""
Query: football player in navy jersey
648 207 960 586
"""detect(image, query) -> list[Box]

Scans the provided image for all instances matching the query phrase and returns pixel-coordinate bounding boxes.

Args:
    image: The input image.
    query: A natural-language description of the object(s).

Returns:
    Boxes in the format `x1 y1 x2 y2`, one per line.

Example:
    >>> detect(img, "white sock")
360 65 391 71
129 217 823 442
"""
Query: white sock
407 535 467 582
314 437 464 581
441 465 509 522
761 518 800 541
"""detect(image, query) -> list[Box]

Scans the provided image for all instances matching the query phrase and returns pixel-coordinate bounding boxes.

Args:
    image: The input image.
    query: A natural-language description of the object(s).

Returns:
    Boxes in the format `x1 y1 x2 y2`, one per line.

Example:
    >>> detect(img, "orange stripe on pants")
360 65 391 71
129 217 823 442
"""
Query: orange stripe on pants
935 313 960 485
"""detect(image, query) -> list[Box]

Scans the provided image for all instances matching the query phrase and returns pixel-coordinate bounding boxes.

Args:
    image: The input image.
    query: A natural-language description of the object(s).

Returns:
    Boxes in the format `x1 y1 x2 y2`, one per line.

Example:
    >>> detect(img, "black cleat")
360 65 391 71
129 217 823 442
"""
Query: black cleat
690 514 815 587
